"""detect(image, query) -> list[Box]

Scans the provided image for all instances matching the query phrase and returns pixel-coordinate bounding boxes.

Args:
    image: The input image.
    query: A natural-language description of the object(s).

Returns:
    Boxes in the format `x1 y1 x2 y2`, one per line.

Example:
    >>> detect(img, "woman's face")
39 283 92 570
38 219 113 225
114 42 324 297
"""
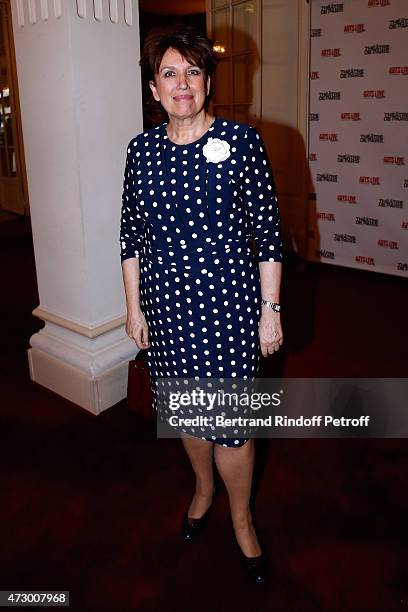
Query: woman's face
149 47 210 121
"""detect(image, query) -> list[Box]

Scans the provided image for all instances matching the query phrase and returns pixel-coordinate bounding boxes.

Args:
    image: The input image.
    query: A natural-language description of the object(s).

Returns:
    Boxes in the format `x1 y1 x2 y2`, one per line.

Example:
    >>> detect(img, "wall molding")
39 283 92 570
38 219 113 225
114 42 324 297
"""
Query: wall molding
15 0 133 26
32 306 126 339
76 0 133 24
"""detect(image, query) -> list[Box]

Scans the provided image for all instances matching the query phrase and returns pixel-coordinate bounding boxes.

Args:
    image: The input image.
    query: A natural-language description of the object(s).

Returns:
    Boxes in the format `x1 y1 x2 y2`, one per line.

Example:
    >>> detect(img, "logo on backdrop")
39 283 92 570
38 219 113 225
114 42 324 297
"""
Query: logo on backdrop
389 67 408 75
317 212 335 221
378 239 399 250
316 249 335 260
389 18 408 29
317 173 338 182
341 113 361 120
320 133 338 141
338 154 360 163
359 177 380 185
338 195 357 204
344 24 366 33
319 91 341 100
322 48 341 57
321 3 344 14
355 217 379 226
334 233 357 243
363 90 385 98
384 112 408 121
360 134 384 143
340 69 365 78
383 156 405 165
378 198 404 209
364 44 390 55
356 256 375 266
368 0 391 8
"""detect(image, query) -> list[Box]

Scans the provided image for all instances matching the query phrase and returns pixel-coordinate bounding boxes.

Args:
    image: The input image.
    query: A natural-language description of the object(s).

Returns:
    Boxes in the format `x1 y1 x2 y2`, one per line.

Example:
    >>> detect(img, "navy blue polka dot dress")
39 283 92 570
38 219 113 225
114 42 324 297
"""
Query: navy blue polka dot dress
120 117 283 447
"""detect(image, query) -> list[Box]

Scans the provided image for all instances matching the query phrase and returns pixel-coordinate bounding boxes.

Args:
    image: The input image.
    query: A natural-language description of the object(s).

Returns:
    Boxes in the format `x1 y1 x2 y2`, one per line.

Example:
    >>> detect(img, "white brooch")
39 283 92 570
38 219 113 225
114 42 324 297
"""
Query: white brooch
202 137 231 163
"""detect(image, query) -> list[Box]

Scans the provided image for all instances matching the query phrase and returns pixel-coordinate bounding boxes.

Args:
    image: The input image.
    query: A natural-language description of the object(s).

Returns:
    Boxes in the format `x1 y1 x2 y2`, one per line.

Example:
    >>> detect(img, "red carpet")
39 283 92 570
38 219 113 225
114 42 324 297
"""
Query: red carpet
0 216 407 611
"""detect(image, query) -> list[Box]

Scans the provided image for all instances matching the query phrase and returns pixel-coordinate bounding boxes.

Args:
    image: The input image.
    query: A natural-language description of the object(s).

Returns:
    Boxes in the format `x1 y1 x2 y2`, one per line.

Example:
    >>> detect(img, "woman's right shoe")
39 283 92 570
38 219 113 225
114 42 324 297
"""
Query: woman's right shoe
227 512 268 585
181 485 218 542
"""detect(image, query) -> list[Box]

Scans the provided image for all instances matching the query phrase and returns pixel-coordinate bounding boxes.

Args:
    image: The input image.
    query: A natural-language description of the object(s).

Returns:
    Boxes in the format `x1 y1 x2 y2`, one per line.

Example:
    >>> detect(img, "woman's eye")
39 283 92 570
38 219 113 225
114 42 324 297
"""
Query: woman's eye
162 68 200 78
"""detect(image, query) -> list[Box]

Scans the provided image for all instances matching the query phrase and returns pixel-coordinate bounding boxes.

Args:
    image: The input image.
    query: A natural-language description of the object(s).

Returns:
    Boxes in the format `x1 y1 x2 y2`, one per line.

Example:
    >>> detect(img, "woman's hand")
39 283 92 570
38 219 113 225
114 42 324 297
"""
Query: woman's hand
126 308 150 350
259 309 283 357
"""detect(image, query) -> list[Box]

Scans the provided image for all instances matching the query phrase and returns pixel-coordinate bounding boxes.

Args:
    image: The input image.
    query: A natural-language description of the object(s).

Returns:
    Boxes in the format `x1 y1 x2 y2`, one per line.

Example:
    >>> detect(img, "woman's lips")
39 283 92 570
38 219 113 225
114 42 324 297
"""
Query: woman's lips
173 95 193 101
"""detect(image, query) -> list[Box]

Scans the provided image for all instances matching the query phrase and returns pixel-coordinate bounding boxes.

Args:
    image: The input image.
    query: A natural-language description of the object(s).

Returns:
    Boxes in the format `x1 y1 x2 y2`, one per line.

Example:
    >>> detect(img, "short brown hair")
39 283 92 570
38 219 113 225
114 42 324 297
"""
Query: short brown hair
139 25 218 111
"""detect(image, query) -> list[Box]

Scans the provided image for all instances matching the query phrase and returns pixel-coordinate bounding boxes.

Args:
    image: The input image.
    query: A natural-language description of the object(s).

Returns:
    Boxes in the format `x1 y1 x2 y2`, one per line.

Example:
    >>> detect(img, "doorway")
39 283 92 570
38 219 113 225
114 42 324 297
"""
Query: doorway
0 0 28 217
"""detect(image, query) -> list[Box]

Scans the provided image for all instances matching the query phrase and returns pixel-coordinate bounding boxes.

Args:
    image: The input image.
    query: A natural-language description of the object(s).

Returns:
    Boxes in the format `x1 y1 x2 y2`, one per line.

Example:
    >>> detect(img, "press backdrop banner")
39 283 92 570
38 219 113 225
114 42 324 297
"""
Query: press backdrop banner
307 0 408 277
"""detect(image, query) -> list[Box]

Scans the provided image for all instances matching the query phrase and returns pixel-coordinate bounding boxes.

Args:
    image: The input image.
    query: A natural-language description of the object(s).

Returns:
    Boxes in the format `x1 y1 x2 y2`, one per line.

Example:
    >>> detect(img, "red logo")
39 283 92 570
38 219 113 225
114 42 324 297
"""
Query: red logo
356 256 375 265
402 221 408 229
341 112 361 120
368 0 391 7
378 239 399 249
317 212 336 221
321 48 341 57
344 24 366 33
360 176 380 185
363 90 385 98
319 133 338 141
389 66 408 75
310 71 320 79
384 156 405 165
338 194 357 203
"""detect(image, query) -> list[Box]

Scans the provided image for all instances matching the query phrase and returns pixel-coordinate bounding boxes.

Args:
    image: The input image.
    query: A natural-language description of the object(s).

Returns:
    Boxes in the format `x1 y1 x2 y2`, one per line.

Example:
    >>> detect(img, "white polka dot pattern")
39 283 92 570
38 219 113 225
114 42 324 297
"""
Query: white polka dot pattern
119 117 283 447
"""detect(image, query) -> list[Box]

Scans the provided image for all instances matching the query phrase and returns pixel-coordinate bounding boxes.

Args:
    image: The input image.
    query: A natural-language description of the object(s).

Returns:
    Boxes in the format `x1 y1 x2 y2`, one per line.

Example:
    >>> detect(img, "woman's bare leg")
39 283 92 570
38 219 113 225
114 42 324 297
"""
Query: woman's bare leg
181 434 215 518
214 439 262 557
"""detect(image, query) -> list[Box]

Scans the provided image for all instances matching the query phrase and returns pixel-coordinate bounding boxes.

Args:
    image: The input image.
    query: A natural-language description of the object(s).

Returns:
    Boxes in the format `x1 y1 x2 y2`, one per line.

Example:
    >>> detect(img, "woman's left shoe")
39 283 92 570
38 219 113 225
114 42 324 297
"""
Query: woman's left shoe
227 512 268 585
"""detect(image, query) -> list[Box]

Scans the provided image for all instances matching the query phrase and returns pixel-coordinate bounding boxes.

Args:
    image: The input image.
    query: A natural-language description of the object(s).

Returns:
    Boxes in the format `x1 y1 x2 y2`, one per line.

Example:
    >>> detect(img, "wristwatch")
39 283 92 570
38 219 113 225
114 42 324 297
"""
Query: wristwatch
261 299 281 312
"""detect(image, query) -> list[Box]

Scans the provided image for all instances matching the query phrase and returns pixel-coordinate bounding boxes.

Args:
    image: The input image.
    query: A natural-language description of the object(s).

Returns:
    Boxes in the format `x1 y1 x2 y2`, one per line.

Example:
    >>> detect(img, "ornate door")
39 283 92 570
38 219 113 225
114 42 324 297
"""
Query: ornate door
206 0 262 128
0 0 28 215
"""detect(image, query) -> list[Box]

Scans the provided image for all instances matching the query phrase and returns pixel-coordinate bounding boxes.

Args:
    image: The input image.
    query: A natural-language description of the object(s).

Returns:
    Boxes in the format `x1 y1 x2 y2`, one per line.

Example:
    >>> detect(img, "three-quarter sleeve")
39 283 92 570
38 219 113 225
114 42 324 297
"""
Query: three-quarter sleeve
119 138 145 262
243 126 283 263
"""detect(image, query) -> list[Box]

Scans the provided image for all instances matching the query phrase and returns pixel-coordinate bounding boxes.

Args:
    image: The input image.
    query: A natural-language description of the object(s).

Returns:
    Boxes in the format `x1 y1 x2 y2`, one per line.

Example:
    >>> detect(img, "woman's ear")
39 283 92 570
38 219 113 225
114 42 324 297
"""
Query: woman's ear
149 79 160 102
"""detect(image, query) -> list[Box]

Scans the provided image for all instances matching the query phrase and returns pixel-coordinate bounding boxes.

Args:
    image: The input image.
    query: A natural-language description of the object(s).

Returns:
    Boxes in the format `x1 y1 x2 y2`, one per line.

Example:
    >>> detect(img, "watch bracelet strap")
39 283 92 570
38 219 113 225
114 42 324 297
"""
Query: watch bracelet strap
261 299 281 311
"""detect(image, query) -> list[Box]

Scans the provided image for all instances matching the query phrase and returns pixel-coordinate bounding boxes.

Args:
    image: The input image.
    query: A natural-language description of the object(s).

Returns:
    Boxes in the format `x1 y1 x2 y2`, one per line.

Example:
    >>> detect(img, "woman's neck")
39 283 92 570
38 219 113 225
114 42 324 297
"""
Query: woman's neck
166 112 214 145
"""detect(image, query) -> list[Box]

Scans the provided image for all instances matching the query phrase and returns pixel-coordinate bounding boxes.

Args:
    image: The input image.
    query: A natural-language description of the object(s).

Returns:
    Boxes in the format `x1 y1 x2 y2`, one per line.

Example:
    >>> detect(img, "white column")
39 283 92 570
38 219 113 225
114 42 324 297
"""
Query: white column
11 0 142 414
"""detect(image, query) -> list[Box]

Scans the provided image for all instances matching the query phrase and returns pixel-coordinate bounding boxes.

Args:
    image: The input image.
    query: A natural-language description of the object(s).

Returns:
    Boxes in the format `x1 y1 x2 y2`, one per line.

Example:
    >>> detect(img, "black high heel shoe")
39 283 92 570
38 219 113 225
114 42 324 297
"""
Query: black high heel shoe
181 484 219 542
227 512 268 585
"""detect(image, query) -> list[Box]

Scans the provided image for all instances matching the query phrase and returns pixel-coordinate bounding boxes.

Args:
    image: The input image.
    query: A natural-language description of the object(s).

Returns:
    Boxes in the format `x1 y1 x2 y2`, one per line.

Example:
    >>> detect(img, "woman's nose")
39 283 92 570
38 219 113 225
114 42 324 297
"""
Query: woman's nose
177 74 188 89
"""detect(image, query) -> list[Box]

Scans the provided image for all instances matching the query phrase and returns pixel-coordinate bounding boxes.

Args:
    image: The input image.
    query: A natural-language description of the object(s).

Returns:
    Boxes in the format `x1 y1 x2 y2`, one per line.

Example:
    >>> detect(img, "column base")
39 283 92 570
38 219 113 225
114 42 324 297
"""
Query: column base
27 322 138 415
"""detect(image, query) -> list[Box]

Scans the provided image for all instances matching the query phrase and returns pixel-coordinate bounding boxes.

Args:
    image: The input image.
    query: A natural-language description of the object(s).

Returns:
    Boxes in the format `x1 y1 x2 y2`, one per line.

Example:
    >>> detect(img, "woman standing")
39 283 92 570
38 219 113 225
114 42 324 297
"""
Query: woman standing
120 26 283 585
